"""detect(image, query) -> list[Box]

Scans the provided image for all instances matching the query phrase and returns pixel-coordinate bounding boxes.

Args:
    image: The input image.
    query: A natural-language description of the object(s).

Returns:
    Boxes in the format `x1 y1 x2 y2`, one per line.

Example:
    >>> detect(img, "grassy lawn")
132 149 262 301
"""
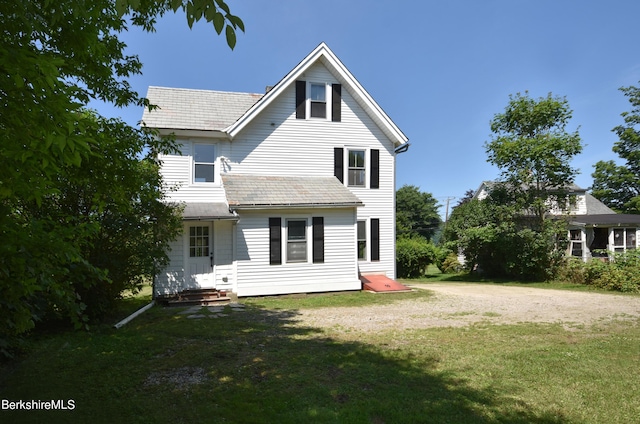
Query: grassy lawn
1 286 639 423
404 265 619 293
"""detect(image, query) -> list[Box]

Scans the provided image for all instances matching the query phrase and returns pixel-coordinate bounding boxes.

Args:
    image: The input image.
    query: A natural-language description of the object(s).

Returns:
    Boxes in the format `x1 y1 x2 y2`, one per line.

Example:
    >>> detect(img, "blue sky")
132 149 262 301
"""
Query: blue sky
92 0 640 218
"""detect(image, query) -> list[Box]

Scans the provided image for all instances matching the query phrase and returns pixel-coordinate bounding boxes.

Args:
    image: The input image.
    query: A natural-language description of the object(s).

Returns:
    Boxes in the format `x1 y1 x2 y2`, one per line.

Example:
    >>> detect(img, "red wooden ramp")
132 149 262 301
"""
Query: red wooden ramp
360 274 412 293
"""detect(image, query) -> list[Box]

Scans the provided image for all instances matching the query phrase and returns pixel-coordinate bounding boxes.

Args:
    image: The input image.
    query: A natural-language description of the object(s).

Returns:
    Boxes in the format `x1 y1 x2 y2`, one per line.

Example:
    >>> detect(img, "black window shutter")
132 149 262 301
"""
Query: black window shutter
312 217 324 263
269 218 282 265
334 147 344 183
331 84 341 122
370 149 379 189
295 80 306 119
371 218 380 262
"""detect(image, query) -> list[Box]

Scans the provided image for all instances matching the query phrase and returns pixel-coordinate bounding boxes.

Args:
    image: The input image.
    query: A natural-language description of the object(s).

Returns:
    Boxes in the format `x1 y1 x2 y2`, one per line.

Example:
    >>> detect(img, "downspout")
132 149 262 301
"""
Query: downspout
394 143 410 154
392 142 409 280
114 301 155 329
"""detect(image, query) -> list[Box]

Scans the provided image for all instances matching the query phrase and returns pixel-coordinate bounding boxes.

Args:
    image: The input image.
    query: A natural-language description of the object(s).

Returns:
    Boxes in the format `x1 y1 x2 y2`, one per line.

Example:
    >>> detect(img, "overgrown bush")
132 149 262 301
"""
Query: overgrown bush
557 250 640 293
396 236 438 278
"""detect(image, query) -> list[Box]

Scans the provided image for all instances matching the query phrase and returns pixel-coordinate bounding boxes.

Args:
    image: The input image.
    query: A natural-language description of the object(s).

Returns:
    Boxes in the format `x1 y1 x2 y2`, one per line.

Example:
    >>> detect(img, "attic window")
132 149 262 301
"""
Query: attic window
310 83 326 118
296 80 341 121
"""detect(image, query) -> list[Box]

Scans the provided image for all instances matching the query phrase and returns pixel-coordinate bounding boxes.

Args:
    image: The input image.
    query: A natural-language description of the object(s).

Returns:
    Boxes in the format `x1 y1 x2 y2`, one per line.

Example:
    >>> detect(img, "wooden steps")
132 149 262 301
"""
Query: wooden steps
156 288 232 307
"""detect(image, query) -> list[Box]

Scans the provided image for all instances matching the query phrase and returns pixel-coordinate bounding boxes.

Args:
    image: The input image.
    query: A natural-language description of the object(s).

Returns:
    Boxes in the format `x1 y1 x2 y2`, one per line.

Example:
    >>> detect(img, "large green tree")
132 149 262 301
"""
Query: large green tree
485 92 583 226
444 92 582 281
396 185 441 241
0 0 242 355
592 84 640 214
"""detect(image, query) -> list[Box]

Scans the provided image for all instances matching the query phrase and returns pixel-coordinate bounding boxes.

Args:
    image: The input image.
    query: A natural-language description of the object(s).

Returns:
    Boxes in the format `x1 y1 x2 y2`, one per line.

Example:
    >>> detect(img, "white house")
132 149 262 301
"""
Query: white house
474 181 640 261
141 43 409 298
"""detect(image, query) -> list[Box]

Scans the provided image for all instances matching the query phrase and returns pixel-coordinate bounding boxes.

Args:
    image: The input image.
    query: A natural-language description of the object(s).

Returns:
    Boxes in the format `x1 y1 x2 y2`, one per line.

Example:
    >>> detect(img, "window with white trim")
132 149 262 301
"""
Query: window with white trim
569 229 583 257
309 83 327 118
348 149 366 187
613 228 637 253
296 81 342 121
286 219 307 263
357 220 367 260
193 144 215 183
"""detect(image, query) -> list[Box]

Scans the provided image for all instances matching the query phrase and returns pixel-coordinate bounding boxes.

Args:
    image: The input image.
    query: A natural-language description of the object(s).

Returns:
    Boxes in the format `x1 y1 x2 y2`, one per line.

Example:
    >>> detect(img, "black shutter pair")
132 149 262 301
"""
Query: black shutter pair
333 148 379 188
296 80 341 122
269 217 324 265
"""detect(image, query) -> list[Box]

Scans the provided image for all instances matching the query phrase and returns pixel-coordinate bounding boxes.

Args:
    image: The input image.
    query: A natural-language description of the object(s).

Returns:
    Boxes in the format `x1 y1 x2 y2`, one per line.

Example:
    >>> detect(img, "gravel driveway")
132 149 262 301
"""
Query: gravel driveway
292 283 640 332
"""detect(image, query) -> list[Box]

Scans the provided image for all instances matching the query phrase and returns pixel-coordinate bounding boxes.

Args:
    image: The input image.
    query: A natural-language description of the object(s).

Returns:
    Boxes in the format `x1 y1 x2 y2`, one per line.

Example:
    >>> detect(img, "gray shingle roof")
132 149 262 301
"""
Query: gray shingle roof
570 213 640 226
584 193 616 214
181 202 236 220
141 86 263 131
222 175 363 209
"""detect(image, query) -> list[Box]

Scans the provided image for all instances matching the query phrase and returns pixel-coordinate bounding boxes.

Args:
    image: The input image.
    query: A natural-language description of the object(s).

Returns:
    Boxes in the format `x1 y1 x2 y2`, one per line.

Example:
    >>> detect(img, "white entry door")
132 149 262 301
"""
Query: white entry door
187 223 214 288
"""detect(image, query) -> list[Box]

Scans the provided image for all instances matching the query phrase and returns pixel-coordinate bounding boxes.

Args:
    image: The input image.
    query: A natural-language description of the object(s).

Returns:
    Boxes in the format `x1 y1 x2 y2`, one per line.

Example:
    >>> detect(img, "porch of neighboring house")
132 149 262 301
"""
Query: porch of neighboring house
568 214 640 261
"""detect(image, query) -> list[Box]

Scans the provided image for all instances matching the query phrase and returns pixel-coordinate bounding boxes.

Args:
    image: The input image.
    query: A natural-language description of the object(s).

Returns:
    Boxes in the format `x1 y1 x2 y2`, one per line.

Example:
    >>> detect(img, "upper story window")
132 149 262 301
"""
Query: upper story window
194 144 215 183
310 83 327 118
296 80 341 121
348 150 366 187
334 147 379 189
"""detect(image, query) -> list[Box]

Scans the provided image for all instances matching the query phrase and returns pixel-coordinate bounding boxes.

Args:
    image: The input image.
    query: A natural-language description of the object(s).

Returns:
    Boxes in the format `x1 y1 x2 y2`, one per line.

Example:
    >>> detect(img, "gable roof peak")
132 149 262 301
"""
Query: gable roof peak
225 43 408 146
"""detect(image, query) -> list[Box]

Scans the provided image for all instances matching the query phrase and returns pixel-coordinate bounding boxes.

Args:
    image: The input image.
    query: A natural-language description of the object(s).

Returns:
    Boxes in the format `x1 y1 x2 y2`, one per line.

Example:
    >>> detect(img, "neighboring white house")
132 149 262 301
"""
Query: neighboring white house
474 181 640 261
141 43 409 298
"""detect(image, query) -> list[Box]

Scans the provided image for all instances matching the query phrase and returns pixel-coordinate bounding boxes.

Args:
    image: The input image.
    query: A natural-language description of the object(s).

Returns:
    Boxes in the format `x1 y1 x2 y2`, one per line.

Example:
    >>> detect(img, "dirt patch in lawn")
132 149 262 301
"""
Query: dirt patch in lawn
291 283 640 332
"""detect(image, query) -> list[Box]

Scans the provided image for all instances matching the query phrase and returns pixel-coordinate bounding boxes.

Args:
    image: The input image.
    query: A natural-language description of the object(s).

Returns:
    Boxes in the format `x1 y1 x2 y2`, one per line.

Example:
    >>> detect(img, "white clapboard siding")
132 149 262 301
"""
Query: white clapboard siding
235 209 361 297
214 220 234 291
156 57 403 295
226 62 398 279
155 235 185 296
159 140 229 203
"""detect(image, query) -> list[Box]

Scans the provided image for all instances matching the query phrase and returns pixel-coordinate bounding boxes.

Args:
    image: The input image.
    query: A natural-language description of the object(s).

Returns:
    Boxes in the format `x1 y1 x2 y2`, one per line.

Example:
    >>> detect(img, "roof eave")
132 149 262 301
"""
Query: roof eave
145 127 231 139
229 202 364 210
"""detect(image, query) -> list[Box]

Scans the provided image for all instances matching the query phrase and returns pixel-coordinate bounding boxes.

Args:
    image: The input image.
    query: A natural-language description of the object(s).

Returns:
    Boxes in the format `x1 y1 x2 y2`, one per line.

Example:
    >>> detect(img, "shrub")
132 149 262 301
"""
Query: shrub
557 258 586 285
558 251 640 293
396 236 437 278
439 252 463 274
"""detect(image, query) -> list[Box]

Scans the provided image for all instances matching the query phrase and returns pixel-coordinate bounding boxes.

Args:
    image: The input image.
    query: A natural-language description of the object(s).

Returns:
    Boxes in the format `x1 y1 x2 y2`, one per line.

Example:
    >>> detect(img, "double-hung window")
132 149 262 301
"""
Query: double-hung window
287 219 307 262
309 83 327 118
296 80 341 121
194 144 215 183
348 150 366 187
357 220 367 260
270 217 324 265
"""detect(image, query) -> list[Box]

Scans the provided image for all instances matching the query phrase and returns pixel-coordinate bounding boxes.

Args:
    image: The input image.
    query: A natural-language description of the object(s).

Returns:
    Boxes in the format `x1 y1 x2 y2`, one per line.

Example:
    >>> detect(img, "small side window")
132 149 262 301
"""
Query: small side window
357 220 366 260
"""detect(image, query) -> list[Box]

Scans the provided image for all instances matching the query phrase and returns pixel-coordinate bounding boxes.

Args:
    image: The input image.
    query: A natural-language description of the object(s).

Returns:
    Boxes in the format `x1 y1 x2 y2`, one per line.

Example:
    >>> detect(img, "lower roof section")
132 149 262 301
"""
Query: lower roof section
570 213 640 226
181 202 237 220
222 174 364 210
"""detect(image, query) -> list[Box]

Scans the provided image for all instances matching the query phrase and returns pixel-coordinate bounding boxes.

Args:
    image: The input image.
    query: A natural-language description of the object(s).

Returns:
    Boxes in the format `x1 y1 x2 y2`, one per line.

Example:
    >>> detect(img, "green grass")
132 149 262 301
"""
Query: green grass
1 288 639 423
243 288 433 310
405 265 624 294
